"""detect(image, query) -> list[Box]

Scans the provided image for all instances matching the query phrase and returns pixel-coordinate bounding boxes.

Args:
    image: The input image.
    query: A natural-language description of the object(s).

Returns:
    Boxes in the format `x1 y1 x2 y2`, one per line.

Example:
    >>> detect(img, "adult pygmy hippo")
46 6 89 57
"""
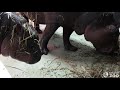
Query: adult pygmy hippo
0 12 41 64
24 12 120 55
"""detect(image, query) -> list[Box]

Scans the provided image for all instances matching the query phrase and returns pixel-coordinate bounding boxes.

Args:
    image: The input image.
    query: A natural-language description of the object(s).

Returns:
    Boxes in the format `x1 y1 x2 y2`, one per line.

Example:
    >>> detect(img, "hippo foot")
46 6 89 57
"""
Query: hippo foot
36 28 42 34
41 48 49 55
64 45 78 51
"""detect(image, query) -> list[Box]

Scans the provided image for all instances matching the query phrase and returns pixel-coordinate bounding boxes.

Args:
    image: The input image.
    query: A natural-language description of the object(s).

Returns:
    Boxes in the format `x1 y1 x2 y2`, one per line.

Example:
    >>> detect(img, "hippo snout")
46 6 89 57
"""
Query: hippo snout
28 50 42 64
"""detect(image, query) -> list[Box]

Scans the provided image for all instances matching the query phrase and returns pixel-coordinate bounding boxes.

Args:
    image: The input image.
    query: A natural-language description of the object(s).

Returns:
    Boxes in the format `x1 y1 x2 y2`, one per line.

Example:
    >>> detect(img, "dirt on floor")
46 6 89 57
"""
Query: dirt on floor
0 26 120 78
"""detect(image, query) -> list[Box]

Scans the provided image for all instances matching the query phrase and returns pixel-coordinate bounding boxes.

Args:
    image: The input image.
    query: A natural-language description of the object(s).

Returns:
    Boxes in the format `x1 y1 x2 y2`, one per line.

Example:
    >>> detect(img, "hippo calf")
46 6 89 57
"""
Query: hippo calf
23 12 120 55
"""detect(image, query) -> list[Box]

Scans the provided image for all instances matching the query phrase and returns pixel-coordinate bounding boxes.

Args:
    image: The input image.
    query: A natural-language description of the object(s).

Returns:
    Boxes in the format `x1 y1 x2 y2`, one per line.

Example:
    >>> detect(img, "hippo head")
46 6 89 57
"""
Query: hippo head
0 12 41 64
84 12 119 55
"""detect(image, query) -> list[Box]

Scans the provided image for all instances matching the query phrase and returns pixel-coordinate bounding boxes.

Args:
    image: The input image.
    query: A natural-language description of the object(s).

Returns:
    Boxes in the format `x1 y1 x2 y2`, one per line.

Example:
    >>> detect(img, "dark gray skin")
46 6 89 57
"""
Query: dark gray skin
24 12 120 55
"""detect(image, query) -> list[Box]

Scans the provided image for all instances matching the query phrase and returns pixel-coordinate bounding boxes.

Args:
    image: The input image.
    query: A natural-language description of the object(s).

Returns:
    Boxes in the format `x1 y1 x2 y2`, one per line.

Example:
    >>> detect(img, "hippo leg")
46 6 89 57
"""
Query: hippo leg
63 26 78 51
35 23 42 34
40 24 60 55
